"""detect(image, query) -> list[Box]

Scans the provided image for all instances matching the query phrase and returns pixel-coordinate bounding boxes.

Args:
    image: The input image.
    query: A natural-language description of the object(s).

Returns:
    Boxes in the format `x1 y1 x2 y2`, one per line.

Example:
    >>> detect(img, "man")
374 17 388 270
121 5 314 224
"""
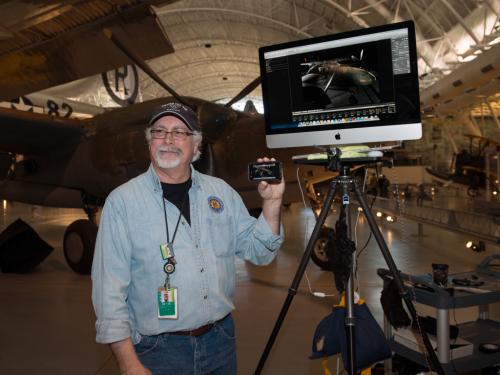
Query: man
92 102 285 375
417 184 427 206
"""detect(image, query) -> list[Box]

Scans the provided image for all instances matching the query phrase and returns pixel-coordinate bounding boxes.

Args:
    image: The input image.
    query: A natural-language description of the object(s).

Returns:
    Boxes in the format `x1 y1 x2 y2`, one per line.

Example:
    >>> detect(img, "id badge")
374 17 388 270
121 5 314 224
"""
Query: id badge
157 287 178 319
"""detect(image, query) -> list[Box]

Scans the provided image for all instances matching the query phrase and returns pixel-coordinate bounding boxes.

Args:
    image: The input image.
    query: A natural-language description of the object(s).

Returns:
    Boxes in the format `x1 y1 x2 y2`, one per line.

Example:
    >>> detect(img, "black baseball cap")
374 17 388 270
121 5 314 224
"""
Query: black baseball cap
149 102 200 132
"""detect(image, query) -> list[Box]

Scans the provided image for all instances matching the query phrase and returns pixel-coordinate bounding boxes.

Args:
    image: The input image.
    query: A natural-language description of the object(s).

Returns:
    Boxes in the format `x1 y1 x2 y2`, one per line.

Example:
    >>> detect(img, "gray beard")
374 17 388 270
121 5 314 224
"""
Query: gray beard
155 146 182 169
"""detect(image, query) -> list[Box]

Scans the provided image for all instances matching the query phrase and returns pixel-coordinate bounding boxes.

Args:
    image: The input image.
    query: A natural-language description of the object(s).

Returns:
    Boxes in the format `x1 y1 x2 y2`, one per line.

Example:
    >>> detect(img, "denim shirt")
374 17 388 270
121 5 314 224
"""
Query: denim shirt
91 164 283 344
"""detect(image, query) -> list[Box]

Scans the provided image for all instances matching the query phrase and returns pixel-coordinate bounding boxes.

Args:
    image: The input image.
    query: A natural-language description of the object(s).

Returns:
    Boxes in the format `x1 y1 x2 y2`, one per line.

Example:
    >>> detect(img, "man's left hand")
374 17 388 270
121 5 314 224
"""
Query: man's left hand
256 157 285 235
256 157 285 201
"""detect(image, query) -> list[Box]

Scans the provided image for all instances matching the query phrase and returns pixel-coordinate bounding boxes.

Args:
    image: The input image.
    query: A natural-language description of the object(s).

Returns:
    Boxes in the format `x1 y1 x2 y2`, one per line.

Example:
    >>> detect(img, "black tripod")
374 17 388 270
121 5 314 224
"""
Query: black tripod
254 149 444 375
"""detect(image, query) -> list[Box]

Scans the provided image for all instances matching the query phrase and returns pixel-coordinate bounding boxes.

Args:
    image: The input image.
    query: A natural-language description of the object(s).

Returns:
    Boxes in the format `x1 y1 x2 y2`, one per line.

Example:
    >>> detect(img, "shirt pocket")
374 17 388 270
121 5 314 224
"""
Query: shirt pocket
130 221 157 248
207 215 234 257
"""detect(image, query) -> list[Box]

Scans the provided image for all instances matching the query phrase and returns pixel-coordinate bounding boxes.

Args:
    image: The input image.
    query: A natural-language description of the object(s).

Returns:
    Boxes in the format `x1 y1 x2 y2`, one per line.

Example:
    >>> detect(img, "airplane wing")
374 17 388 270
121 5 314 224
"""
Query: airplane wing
0 107 85 154
0 1 175 101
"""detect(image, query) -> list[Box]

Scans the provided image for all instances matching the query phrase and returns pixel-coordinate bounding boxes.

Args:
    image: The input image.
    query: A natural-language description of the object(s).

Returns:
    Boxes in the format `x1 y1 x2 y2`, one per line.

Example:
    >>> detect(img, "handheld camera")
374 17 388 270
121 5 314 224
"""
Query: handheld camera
248 161 282 182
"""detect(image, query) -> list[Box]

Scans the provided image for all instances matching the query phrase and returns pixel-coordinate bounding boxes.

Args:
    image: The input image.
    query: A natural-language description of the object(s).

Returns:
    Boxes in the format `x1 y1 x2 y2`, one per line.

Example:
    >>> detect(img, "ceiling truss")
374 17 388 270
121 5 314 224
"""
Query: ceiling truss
1 0 498 118
143 0 499 107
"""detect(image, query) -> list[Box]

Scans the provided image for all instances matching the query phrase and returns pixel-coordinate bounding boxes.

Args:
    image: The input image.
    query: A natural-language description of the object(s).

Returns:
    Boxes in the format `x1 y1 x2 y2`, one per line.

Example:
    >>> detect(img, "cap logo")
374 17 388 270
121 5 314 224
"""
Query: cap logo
162 103 184 111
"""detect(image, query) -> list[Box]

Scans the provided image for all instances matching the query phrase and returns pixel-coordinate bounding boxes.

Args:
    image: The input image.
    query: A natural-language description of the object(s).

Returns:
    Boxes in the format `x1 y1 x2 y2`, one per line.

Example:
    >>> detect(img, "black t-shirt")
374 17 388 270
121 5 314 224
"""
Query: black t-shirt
161 179 192 225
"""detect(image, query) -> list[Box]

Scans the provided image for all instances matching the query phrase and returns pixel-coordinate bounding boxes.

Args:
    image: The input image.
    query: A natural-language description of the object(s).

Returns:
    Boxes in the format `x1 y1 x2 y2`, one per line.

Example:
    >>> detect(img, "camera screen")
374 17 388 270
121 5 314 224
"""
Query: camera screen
248 162 282 181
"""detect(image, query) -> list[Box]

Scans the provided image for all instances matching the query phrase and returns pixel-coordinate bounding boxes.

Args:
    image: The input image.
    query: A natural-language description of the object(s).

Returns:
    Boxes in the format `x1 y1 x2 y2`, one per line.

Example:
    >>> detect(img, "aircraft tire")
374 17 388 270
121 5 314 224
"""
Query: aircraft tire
467 186 478 198
310 227 333 271
63 219 98 274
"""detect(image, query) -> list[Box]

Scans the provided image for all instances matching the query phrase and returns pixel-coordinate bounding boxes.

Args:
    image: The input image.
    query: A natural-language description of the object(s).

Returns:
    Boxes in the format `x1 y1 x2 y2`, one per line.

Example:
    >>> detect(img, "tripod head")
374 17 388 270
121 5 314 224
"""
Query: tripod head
323 146 388 176
292 146 394 188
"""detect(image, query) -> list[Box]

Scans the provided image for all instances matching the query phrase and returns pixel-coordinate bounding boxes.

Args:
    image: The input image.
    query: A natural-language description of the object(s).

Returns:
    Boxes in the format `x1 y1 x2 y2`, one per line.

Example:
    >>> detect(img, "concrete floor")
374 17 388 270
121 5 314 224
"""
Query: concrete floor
0 200 499 375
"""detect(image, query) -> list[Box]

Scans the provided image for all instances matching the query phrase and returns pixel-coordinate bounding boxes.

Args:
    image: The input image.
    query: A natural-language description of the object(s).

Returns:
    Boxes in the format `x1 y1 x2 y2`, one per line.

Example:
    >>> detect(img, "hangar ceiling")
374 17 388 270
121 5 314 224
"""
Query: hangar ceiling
0 0 499 116
144 0 500 115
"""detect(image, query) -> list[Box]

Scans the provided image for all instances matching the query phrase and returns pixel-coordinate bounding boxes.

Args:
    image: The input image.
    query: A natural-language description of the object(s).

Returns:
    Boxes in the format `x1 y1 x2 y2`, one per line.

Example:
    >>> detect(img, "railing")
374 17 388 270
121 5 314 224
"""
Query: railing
369 196 500 243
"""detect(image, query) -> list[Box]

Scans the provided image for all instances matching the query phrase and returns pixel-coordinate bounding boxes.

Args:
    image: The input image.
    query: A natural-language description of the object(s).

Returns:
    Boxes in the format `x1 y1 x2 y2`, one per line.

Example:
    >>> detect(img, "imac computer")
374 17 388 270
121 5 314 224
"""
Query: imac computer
259 21 421 149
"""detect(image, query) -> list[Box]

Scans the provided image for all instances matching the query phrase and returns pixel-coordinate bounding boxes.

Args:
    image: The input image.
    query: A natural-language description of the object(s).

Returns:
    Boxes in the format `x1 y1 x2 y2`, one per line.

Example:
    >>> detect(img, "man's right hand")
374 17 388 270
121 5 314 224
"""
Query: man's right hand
122 364 152 375
110 338 151 375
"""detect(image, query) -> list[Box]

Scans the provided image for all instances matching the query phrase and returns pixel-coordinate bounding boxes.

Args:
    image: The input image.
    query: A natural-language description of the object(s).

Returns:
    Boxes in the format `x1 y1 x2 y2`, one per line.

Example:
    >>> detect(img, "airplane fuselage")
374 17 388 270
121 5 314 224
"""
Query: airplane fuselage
0 98 318 210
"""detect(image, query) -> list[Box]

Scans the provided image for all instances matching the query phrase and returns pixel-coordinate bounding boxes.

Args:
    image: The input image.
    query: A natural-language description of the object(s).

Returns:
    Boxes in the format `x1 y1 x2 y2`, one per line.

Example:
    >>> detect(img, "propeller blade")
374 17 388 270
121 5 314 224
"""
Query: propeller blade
225 76 261 108
323 73 335 92
103 28 191 108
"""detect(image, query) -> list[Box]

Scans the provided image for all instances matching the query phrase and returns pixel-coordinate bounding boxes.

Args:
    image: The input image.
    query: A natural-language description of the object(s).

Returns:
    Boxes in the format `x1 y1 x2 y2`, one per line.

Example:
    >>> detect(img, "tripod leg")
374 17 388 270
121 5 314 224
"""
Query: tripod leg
342 184 357 375
254 178 339 375
352 179 445 375
345 274 357 375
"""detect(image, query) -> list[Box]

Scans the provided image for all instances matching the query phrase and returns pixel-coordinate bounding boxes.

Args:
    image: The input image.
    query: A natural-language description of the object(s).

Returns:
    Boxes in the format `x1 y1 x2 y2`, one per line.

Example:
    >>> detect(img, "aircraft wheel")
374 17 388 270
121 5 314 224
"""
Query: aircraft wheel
467 187 478 198
310 227 333 270
63 219 98 274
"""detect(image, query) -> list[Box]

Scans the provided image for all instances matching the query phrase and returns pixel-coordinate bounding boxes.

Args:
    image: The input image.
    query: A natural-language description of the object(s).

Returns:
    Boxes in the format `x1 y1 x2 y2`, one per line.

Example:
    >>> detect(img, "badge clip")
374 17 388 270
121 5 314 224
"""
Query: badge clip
160 243 175 261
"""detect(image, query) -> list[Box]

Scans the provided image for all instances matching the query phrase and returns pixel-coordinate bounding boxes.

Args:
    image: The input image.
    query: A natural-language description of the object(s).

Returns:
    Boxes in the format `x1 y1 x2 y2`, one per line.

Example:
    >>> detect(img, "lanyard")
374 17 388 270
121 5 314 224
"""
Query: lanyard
161 190 189 286
162 191 188 247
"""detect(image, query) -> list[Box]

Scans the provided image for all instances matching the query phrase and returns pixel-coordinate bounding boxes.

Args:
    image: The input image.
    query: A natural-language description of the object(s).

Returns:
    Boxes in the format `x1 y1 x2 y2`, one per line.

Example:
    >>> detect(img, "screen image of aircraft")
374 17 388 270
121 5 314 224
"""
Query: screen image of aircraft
296 40 393 114
300 49 382 110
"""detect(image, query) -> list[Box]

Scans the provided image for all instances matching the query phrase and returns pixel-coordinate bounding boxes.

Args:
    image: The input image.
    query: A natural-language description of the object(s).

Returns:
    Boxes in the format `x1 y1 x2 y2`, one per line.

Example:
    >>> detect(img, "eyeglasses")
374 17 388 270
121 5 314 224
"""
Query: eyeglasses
150 129 194 140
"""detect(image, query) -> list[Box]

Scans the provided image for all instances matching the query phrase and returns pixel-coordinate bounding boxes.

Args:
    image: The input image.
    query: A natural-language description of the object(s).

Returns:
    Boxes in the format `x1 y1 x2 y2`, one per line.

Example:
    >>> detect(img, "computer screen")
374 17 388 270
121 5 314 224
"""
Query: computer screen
259 21 421 148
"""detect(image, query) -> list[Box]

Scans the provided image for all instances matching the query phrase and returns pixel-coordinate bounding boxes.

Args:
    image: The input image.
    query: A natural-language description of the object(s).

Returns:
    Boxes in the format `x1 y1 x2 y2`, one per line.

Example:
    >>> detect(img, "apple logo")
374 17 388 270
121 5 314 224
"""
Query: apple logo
335 133 341 140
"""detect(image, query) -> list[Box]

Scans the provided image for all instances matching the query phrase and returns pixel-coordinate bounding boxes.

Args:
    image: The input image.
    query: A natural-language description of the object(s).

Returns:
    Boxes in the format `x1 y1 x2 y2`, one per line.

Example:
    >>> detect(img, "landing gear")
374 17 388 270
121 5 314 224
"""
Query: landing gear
467 174 481 198
310 226 333 270
63 219 98 274
467 186 479 198
63 194 100 274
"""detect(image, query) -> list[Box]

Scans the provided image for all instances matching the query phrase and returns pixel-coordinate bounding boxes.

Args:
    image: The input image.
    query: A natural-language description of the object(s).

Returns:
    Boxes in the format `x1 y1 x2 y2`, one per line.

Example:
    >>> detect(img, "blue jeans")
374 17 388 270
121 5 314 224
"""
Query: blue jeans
134 315 237 375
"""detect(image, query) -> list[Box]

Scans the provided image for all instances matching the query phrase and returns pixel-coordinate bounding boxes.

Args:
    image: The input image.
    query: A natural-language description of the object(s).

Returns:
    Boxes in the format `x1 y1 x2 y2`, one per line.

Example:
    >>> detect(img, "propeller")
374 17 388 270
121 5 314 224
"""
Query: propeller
224 76 261 108
105 27 261 114
103 28 190 108
103 27 247 176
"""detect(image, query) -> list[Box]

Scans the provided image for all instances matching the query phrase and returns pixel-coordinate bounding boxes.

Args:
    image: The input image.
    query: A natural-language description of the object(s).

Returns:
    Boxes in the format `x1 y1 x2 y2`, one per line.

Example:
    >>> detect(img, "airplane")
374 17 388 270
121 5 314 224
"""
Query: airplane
300 49 381 110
1 62 144 121
0 30 329 275
425 134 499 197
0 1 176 103
1 93 105 119
301 50 374 86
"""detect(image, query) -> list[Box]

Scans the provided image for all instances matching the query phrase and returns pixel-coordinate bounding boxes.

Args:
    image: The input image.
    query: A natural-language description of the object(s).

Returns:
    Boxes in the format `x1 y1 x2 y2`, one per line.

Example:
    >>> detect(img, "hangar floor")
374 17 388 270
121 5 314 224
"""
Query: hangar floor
0 200 499 375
